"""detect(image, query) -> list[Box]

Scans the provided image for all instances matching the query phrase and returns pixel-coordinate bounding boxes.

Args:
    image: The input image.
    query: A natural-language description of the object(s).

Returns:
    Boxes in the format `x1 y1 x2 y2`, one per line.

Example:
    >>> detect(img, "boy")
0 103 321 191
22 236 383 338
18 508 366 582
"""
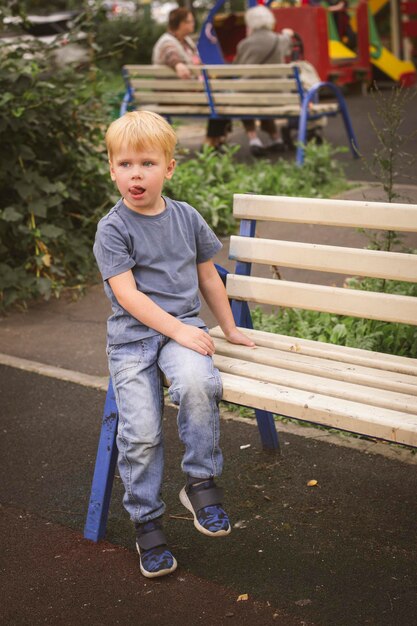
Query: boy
93 111 254 579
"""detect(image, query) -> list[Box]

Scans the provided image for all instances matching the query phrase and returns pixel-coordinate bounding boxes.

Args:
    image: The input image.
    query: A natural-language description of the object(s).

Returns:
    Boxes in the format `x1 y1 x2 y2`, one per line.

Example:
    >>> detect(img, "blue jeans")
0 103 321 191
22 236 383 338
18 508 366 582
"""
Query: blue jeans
108 333 223 524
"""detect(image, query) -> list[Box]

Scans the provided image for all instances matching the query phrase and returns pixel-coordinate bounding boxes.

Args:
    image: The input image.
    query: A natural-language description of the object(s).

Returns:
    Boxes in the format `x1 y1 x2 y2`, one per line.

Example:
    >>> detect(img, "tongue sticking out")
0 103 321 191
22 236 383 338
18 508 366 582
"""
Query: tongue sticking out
130 186 145 197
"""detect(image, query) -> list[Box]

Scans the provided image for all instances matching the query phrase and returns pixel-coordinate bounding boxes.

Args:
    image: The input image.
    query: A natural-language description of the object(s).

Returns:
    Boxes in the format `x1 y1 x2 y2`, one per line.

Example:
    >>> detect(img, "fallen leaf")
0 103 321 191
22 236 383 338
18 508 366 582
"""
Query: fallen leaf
307 479 318 487
42 253 51 267
237 594 249 602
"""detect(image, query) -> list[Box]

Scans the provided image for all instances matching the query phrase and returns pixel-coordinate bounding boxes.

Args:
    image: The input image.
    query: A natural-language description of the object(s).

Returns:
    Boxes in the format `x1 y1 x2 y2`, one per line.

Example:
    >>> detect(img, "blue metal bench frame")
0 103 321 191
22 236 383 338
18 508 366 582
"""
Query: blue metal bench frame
120 65 359 165
83 217 278 542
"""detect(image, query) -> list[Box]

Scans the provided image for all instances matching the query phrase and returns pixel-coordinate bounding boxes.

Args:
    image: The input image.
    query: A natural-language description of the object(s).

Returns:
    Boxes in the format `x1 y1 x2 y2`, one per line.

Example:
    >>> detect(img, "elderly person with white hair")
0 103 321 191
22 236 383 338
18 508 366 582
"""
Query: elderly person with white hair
234 5 293 157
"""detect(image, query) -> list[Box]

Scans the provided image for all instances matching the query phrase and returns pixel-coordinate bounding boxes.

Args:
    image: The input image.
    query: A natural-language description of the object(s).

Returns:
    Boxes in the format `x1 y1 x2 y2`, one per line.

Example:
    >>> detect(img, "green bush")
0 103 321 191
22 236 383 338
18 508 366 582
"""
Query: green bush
165 141 349 235
0 22 116 310
95 12 165 71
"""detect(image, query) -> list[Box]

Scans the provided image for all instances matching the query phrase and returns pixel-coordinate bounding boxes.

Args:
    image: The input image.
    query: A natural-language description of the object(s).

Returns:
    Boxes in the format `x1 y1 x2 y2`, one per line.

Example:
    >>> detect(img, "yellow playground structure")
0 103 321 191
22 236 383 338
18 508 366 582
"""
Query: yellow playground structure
349 0 416 85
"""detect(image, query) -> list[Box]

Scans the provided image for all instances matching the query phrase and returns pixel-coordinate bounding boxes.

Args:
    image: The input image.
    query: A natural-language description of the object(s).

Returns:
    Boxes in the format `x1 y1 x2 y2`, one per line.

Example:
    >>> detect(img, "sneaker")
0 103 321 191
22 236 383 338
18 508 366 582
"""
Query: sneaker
307 128 323 145
179 478 231 537
281 126 295 150
135 519 177 579
249 143 268 157
267 140 285 153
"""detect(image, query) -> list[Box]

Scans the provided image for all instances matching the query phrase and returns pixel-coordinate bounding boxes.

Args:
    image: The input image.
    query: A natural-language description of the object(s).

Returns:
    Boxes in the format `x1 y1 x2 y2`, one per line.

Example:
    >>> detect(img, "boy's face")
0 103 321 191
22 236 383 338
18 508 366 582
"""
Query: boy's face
109 146 175 215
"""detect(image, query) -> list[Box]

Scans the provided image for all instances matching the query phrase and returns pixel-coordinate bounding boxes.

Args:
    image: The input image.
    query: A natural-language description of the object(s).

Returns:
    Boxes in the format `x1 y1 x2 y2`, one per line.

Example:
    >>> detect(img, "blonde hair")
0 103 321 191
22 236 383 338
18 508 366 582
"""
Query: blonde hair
244 5 276 32
106 110 177 162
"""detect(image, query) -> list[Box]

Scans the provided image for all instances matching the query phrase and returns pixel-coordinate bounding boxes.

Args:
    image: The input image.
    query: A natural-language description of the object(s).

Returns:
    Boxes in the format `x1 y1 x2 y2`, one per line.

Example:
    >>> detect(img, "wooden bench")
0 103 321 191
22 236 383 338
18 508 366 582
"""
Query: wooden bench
120 63 358 165
210 194 417 452
84 194 417 542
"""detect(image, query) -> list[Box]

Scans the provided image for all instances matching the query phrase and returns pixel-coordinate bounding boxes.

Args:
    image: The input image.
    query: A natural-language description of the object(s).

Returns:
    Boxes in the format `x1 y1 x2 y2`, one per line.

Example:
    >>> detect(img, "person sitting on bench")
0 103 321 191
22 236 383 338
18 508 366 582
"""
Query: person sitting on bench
93 110 254 578
234 5 293 156
152 7 231 150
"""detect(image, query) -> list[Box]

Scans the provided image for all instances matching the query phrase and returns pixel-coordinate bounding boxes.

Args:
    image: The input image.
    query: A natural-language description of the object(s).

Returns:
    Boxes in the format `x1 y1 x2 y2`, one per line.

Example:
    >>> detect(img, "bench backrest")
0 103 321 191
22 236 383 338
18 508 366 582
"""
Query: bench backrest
228 194 417 326
122 64 303 117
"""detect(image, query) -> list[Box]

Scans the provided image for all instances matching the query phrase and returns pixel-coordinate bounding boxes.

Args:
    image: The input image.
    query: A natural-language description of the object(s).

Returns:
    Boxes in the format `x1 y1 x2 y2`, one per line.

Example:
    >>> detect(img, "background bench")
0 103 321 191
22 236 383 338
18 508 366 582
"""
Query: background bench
84 194 417 542
120 63 358 165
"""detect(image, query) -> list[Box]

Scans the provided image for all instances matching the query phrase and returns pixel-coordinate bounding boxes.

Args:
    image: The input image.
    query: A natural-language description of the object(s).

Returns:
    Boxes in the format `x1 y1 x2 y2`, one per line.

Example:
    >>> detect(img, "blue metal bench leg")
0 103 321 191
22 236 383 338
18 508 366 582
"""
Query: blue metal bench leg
255 409 280 451
84 378 119 542
296 81 359 165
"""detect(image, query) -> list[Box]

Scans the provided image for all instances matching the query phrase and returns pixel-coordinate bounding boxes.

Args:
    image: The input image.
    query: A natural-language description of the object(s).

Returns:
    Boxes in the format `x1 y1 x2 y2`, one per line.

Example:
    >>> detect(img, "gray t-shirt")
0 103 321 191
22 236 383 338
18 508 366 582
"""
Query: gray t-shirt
93 197 222 346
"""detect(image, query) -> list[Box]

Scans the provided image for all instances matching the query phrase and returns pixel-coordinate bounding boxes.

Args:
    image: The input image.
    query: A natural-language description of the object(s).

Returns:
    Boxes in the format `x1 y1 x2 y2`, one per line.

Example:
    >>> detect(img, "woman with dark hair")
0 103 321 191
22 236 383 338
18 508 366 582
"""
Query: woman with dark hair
152 8 230 149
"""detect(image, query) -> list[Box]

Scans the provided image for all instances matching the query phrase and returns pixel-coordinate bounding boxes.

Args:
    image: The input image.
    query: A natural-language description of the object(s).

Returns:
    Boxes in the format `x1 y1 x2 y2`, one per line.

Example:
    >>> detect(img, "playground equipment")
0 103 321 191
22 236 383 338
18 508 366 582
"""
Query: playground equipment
198 0 372 86
198 0 416 86
362 0 417 85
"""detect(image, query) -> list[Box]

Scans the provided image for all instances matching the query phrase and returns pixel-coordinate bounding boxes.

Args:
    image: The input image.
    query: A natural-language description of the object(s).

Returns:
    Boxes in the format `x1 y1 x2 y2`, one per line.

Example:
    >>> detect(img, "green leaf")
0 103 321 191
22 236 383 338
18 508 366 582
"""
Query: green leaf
19 145 36 160
12 106 25 118
37 277 52 299
41 224 65 239
30 199 48 218
16 181 33 201
0 206 22 222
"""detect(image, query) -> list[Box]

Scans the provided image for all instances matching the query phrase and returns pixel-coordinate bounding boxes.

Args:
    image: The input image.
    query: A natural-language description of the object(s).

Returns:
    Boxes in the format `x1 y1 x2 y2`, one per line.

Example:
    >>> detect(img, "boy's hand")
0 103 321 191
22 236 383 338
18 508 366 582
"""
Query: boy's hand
173 324 215 356
224 327 255 347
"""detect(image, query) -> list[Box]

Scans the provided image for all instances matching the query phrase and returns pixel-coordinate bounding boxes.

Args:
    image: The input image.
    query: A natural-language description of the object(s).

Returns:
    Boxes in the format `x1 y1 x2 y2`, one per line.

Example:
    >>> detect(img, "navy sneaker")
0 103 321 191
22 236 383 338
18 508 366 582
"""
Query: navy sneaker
249 143 268 157
179 478 231 537
135 519 177 579
267 140 285 153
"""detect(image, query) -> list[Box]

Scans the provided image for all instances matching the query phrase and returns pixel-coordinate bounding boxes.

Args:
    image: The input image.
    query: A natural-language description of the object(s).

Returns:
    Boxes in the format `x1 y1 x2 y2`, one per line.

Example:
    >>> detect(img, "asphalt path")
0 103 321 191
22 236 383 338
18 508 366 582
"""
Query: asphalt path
1 365 417 625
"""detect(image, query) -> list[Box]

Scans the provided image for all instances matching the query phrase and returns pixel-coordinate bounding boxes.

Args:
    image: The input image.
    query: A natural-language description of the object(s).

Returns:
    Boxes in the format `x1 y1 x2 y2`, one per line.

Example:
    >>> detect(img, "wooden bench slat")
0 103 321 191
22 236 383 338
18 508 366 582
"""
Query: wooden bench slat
124 64 295 78
131 78 297 92
220 372 417 447
135 104 212 114
210 78 297 91
131 78 205 91
229 236 417 282
214 354 417 414
210 326 417 375
214 106 304 115
124 65 179 77
226 275 417 325
133 104 304 116
233 194 417 232
135 92 300 106
211 335 417 395
204 64 295 77
310 103 339 113
135 92 209 104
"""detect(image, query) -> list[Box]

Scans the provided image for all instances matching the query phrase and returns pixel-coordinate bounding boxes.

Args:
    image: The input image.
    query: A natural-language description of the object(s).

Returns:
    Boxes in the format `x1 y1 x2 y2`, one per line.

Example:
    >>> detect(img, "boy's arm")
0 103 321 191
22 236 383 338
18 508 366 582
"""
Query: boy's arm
197 260 255 347
109 270 215 356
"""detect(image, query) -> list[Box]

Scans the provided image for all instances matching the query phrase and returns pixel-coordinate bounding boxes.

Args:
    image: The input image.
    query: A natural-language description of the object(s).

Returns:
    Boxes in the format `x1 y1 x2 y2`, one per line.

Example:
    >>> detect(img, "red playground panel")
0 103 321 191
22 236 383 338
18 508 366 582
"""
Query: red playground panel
213 3 372 86
271 5 370 85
